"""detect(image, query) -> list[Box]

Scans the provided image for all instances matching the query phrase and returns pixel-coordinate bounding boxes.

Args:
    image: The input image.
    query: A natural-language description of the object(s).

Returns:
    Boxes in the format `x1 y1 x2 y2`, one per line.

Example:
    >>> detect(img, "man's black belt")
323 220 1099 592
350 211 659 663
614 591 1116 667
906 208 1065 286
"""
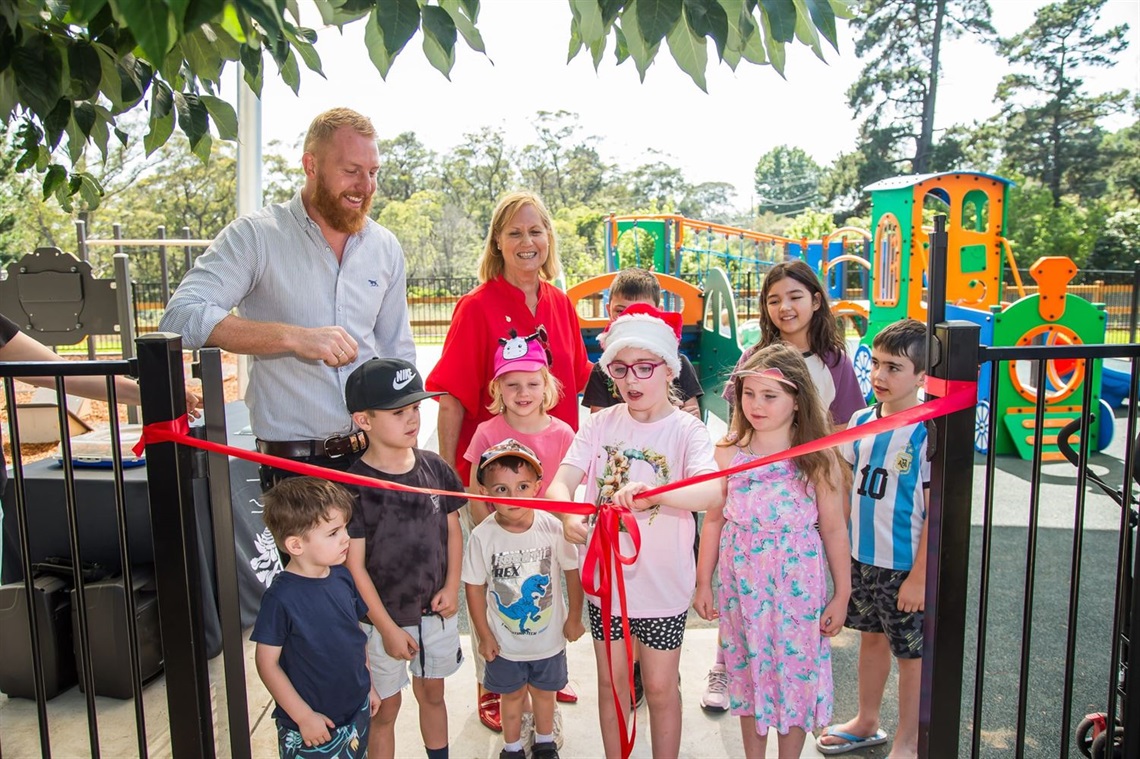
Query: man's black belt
255 431 367 460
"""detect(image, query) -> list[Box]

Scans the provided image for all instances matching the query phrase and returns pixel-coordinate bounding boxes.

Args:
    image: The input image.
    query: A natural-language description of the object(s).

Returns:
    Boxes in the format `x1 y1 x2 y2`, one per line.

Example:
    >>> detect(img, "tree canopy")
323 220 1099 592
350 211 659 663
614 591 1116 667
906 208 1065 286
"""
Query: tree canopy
0 0 850 210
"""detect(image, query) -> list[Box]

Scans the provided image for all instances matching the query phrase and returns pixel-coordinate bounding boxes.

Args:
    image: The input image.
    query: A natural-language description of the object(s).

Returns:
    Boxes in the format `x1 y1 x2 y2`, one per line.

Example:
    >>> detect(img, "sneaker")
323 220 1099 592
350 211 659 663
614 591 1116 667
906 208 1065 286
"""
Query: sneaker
499 750 526 759
531 741 560 759
632 662 645 710
700 663 729 713
553 706 564 749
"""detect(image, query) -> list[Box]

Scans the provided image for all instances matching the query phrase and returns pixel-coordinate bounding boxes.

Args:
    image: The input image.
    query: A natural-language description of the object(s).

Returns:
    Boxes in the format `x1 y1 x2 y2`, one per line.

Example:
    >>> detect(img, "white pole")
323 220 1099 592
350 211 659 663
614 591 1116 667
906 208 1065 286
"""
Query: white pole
235 66 262 398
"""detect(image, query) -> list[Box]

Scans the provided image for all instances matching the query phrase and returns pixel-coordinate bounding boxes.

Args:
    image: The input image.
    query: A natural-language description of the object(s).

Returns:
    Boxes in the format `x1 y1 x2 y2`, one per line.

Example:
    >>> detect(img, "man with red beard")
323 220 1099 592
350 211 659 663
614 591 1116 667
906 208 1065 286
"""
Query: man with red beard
162 108 415 490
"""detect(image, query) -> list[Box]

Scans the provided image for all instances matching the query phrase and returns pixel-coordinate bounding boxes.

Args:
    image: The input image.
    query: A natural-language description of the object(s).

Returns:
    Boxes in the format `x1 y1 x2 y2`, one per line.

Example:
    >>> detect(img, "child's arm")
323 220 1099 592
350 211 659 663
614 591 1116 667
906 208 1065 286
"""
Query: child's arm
678 396 701 417
563 568 586 642
464 582 500 663
897 486 930 614
346 538 419 660
254 643 334 747
693 443 734 620
612 475 721 514
431 511 463 618
816 476 852 638
546 463 589 545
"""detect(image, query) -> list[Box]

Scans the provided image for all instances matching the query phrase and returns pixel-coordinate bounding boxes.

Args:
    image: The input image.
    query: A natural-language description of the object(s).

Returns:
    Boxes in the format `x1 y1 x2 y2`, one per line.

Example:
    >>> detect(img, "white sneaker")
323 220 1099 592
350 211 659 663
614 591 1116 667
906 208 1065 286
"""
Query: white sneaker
700 663 729 713
521 707 564 751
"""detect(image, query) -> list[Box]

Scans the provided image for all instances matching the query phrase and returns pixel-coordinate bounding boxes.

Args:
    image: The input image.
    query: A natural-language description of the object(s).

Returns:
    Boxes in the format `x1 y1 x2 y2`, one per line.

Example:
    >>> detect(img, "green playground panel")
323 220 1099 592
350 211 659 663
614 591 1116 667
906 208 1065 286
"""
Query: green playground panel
1000 410 1089 461
698 267 743 423
613 219 670 273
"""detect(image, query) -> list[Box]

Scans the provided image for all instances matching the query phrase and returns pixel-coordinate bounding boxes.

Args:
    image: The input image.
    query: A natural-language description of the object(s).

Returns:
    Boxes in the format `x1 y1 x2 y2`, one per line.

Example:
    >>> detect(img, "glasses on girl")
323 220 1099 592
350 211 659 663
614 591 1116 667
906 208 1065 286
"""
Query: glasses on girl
606 360 666 380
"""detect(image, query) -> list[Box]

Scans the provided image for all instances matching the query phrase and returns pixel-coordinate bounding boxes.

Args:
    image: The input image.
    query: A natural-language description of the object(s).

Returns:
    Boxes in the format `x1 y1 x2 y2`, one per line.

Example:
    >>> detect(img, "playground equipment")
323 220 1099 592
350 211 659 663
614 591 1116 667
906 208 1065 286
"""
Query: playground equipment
567 267 742 422
853 171 1112 460
602 214 870 315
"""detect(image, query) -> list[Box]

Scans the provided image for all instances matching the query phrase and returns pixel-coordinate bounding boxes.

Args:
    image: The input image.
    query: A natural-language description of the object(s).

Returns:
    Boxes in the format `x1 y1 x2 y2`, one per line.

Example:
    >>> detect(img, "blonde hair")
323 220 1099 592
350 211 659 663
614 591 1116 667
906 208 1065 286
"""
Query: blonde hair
303 108 377 154
478 192 562 283
723 343 842 491
487 366 563 415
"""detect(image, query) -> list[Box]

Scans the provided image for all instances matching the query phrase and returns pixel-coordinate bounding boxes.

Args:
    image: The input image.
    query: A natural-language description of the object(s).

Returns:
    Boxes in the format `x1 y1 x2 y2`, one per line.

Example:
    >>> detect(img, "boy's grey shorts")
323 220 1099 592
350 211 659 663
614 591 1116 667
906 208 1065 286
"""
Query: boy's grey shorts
483 649 569 695
362 614 463 699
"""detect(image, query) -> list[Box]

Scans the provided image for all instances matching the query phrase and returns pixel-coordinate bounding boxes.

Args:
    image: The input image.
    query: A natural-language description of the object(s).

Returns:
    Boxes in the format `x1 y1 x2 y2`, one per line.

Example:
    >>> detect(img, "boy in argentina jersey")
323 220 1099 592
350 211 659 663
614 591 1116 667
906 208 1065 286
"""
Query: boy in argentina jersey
462 440 584 759
819 319 931 757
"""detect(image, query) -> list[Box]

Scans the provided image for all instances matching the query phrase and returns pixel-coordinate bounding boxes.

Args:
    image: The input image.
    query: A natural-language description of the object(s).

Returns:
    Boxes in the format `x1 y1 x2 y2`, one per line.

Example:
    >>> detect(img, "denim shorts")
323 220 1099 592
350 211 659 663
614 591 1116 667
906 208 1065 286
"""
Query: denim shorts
483 649 569 695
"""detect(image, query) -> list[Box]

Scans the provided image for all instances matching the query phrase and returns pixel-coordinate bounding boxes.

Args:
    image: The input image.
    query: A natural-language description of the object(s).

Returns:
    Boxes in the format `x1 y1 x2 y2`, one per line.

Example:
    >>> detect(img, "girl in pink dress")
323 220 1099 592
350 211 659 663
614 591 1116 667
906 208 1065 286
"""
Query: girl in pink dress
694 343 851 758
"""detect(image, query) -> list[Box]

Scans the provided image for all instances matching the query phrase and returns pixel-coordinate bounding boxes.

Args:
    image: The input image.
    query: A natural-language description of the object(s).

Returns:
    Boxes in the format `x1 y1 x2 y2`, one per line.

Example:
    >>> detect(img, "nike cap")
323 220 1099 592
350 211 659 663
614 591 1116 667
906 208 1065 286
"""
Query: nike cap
345 358 445 412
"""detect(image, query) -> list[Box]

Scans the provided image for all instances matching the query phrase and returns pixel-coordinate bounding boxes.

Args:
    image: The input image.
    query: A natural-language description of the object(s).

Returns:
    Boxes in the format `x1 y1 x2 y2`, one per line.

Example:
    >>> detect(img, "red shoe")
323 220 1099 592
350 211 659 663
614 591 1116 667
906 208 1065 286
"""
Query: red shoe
479 691 502 732
555 684 578 704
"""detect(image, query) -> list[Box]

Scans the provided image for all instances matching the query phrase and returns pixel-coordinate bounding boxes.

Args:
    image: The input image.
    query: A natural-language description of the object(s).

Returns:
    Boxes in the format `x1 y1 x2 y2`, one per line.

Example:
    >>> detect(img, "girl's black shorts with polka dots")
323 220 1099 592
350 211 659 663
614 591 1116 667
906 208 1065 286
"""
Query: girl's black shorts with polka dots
587 604 687 651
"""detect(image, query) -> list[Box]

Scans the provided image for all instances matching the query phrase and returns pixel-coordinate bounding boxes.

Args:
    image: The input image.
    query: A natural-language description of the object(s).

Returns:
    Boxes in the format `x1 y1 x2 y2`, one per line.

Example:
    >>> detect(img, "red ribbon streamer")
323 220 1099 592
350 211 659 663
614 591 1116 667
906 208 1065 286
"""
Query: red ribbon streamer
134 375 976 759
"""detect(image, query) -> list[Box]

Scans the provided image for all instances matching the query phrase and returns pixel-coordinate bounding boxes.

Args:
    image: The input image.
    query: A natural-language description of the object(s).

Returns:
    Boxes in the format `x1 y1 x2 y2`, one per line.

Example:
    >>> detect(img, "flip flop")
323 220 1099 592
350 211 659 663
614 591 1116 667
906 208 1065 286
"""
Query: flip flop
815 728 889 755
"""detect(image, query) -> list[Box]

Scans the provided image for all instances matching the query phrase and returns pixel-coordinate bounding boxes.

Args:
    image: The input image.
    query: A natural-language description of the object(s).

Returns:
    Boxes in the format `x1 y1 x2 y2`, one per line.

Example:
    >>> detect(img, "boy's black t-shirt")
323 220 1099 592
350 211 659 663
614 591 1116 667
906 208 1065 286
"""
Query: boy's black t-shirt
346 449 466 627
581 352 704 408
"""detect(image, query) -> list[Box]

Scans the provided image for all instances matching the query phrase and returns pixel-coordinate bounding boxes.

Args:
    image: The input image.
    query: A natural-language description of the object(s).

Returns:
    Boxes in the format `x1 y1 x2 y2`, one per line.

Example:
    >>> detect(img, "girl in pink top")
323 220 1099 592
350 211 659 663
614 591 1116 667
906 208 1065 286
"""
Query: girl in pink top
462 327 577 731
546 304 721 759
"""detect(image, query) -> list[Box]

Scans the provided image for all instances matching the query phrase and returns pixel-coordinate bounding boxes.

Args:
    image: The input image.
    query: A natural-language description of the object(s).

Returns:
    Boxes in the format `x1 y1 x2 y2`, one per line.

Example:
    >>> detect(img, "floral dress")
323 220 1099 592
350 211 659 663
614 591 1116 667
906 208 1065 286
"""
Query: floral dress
718 450 833 734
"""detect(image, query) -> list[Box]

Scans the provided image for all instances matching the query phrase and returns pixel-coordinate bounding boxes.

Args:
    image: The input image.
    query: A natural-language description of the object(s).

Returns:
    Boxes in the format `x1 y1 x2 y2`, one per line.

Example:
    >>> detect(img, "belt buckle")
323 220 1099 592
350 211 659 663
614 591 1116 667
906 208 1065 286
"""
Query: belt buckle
323 431 365 458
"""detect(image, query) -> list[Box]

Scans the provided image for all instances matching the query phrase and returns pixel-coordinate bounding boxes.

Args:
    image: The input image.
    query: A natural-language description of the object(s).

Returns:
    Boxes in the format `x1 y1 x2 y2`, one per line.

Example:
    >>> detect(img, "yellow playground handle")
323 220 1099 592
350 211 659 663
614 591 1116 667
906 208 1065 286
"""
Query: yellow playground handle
999 237 1027 300
567 271 705 330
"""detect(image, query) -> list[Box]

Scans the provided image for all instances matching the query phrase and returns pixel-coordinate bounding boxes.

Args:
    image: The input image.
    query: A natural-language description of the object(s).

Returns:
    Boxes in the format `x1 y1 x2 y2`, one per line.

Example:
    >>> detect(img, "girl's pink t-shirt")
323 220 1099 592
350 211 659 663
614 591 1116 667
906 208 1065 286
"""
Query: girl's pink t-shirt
561 405 718 618
463 414 576 496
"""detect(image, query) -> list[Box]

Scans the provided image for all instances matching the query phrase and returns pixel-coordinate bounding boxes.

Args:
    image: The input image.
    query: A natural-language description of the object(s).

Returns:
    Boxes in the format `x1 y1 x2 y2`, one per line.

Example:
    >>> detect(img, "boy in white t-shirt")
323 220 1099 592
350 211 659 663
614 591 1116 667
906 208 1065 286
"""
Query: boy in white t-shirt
462 439 585 759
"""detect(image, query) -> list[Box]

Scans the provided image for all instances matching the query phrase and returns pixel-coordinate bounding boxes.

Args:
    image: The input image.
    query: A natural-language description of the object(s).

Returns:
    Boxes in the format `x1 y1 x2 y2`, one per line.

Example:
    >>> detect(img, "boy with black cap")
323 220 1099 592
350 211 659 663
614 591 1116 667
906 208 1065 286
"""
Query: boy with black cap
462 439 585 759
343 358 466 759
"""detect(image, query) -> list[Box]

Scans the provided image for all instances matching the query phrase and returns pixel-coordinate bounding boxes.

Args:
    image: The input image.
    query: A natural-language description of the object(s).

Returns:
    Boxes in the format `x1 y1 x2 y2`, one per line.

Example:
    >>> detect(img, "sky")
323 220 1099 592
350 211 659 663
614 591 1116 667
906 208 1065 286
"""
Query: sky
223 0 1140 211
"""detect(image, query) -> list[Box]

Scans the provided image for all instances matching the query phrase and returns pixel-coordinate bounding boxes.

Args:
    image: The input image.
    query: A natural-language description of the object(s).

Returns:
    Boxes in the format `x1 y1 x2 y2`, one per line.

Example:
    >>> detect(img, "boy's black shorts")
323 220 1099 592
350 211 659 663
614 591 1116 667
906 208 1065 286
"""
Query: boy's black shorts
846 559 924 659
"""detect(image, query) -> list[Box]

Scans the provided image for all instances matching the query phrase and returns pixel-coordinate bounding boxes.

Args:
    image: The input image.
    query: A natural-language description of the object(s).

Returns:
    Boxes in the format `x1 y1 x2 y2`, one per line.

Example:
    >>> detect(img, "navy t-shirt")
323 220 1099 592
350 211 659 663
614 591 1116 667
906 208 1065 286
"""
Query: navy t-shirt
251 565 370 730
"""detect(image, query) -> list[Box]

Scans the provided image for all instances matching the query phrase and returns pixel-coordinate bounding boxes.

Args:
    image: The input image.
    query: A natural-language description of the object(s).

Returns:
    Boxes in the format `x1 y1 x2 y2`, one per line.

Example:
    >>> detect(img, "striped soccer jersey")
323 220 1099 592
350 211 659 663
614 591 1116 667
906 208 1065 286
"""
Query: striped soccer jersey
841 405 930 571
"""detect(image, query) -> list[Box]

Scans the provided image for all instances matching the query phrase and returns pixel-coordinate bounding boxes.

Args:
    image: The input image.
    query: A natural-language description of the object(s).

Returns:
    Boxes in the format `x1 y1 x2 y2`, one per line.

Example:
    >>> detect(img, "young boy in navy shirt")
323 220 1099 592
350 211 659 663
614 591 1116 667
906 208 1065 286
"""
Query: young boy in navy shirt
252 477 380 758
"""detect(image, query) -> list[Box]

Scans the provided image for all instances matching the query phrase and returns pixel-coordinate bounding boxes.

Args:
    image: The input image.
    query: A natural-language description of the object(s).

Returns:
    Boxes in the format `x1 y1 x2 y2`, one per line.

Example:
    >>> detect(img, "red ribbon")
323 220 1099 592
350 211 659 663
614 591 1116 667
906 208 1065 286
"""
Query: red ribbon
134 375 976 759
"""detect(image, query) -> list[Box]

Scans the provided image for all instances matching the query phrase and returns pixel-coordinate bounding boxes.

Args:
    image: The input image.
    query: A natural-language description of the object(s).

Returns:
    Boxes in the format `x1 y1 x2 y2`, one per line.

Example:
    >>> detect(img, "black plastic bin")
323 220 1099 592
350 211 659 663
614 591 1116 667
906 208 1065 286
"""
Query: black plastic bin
0 575 78 699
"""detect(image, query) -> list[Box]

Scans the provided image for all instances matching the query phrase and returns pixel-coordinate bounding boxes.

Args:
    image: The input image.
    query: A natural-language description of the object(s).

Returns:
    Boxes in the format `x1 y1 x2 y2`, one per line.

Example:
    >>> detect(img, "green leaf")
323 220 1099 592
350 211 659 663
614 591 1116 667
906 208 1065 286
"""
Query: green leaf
174 91 209 148
621 1 660 80
67 41 102 100
740 13 766 63
312 0 372 26
667 8 708 91
567 16 584 62
13 35 64 118
166 0 191 28
460 0 480 22
0 69 17 122
219 3 248 42
377 0 421 57
278 48 300 94
758 6 785 75
184 0 226 29
441 0 486 54
43 98 71 150
43 164 67 201
144 109 174 155
73 100 97 137
152 79 173 118
718 0 745 68
179 27 225 82
116 56 153 111
574 0 606 48
113 127 128 145
421 6 457 79
76 171 104 210
191 131 212 162
758 0 795 43
364 9 395 79
113 0 174 63
65 112 87 164
684 0 728 60
613 25 630 64
95 43 124 111
89 105 111 160
240 44 263 95
637 0 683 47
65 0 109 25
201 93 237 139
802 0 837 51
287 33 324 75
791 0 823 60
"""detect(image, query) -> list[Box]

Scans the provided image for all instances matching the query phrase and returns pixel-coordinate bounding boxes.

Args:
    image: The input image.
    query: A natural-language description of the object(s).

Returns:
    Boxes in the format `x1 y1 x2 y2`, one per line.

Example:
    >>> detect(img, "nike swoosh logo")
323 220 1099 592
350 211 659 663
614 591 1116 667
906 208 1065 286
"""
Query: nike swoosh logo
393 376 415 390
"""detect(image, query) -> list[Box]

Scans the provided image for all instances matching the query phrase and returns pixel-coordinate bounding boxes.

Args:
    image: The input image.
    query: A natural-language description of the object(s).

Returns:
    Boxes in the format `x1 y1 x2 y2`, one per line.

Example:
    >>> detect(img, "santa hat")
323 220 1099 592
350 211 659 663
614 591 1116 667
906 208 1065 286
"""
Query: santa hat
598 303 683 376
